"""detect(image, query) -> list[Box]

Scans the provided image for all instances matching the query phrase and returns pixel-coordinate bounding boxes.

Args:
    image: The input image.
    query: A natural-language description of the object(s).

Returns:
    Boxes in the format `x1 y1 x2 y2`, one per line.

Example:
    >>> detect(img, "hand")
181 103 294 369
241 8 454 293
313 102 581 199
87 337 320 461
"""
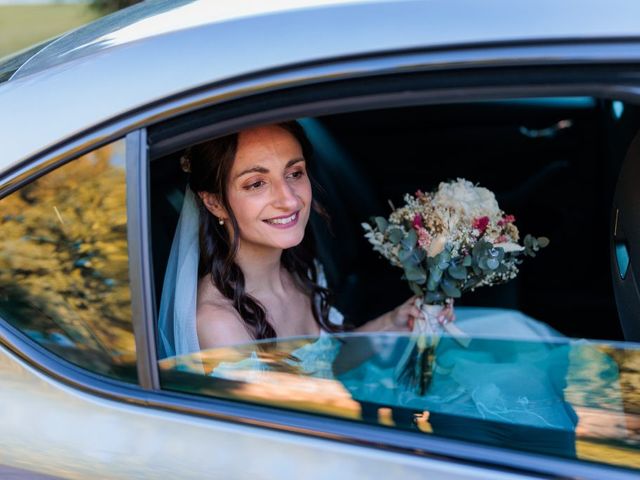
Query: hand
415 297 456 326
439 300 456 325
386 296 423 331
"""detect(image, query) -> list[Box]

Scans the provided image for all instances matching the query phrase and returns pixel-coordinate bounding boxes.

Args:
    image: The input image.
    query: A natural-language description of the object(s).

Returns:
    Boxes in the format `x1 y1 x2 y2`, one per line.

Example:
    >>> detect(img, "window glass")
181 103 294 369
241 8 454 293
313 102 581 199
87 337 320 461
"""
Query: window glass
153 97 640 471
159 333 640 470
0 140 136 382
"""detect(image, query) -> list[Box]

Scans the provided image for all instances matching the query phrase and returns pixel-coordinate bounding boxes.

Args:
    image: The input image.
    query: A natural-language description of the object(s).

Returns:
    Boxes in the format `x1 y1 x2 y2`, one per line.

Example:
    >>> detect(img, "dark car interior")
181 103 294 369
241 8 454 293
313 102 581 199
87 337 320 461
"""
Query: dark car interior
149 96 640 342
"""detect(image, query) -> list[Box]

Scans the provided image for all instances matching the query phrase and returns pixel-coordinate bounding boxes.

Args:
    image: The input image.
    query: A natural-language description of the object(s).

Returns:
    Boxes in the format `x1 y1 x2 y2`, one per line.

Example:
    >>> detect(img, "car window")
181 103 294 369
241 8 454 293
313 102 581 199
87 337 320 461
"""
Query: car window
0 139 137 382
151 97 640 472
159 332 640 470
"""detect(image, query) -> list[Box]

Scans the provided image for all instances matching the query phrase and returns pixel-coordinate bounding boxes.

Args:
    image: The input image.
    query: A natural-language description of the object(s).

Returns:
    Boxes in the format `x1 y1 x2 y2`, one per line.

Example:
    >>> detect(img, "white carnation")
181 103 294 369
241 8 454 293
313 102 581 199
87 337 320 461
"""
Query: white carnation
433 178 500 218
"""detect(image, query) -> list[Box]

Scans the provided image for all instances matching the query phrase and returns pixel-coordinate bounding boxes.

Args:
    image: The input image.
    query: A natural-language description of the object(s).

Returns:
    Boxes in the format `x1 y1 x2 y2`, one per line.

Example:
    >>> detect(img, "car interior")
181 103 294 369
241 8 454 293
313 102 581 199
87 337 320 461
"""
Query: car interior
149 96 640 343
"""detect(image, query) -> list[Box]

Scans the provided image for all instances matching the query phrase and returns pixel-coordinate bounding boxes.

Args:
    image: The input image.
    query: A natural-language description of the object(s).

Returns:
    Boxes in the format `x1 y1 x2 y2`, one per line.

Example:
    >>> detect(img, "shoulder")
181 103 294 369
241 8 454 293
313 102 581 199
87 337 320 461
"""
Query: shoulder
196 303 253 349
196 280 252 349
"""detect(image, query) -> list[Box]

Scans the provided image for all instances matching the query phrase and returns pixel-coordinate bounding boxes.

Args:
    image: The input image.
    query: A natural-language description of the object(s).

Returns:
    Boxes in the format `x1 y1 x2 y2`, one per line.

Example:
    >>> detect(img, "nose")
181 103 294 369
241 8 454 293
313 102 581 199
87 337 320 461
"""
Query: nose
272 178 299 210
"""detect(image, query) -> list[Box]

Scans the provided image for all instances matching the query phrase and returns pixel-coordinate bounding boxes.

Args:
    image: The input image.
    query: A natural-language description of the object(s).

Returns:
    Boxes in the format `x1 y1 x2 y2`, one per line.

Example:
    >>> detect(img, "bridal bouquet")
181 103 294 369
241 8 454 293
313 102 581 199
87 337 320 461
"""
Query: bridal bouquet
362 178 548 394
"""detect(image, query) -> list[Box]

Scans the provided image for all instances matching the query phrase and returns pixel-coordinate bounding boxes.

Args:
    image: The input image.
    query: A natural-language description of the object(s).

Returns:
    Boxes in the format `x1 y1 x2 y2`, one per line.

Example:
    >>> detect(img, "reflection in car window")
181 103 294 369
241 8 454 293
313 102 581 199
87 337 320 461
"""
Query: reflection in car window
0 140 136 382
159 330 640 472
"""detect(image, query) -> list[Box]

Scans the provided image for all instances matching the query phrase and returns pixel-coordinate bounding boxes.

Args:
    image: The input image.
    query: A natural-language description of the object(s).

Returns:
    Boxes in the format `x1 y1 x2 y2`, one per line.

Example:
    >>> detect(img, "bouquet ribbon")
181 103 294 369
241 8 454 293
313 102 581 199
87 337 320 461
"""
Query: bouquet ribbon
415 298 471 348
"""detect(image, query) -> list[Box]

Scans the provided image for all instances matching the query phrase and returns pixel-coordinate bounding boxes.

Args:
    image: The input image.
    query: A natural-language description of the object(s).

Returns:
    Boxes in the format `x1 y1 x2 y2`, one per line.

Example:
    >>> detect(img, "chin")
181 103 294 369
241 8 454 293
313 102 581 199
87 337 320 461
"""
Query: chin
273 230 306 250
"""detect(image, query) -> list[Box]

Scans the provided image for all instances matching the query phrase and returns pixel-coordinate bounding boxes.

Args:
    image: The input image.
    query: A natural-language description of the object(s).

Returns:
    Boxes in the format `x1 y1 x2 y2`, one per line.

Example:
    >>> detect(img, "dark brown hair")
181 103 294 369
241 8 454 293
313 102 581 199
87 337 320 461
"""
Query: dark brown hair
186 121 338 340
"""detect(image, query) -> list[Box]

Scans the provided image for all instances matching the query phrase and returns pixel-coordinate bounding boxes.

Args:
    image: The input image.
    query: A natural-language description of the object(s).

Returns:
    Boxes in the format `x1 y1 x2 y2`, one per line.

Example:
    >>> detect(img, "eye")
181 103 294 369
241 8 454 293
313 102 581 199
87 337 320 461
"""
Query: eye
287 169 306 180
244 180 266 190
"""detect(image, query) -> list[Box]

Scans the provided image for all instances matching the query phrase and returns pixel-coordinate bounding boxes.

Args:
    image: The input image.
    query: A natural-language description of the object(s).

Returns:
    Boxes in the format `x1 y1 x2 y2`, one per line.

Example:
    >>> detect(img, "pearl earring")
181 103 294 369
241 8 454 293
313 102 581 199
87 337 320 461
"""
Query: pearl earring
218 218 224 225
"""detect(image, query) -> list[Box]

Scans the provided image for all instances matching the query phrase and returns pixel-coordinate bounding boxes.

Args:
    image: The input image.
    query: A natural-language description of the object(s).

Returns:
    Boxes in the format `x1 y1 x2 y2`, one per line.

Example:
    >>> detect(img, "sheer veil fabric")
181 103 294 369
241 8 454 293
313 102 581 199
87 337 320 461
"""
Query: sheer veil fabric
158 189 200 358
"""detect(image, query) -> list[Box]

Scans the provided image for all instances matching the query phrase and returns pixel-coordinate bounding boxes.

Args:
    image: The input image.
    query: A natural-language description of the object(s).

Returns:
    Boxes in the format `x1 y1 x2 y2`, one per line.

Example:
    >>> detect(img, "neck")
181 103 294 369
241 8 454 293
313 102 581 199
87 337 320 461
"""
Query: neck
234 242 286 296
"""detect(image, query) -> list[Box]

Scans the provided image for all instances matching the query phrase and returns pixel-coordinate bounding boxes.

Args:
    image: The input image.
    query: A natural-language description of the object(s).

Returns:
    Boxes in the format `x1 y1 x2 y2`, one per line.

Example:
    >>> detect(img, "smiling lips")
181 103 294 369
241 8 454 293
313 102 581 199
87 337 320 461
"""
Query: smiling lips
263 211 299 228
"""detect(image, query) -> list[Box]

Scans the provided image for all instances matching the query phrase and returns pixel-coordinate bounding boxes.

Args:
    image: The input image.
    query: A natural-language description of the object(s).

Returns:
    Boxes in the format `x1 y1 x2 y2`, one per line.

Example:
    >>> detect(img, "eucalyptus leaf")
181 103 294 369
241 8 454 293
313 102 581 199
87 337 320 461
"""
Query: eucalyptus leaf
486 258 500 270
448 265 467 280
399 247 414 263
462 255 473 267
427 268 442 291
402 229 418 249
441 278 462 298
524 234 535 248
436 251 451 270
429 266 443 283
374 217 388 233
405 266 427 284
538 236 550 248
477 257 487 271
388 228 403 244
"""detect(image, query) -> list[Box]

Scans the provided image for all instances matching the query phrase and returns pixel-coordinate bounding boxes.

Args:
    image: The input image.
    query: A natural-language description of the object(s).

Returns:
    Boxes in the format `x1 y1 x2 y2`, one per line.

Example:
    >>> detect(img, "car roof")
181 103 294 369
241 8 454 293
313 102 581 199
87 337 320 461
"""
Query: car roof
3 0 368 82
1 0 640 172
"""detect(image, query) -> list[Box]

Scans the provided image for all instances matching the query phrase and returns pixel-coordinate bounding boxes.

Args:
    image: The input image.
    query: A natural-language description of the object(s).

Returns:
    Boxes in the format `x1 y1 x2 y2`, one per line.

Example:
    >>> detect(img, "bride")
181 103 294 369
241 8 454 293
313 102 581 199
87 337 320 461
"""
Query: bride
158 121 421 358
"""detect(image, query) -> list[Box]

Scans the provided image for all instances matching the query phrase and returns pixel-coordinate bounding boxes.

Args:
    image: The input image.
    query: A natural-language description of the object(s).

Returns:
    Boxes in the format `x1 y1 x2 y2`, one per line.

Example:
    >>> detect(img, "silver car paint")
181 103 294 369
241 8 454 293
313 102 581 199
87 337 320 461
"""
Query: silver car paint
1 1 640 478
0 344 537 479
2 0 640 173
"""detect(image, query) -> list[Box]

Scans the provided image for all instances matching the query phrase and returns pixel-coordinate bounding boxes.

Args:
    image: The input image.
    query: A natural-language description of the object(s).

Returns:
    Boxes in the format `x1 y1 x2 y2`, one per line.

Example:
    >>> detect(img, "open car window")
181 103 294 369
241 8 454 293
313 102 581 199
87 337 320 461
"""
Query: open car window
150 96 640 472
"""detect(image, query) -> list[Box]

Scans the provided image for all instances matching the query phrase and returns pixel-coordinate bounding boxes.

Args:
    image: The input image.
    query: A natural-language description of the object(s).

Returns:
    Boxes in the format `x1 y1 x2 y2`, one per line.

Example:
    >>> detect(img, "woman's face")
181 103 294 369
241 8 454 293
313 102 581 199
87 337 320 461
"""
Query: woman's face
221 125 312 253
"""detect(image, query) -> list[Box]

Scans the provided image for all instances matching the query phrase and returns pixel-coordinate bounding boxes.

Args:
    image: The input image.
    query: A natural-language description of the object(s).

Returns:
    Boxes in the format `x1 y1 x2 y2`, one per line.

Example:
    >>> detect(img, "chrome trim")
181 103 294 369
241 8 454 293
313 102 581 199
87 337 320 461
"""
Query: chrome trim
126 129 160 390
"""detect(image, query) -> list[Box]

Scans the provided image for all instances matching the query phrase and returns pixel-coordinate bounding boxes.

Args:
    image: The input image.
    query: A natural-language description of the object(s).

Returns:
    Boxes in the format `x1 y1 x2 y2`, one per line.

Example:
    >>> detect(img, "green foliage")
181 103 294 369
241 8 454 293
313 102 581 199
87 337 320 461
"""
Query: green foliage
373 216 388 233
387 228 403 244
0 144 136 365
0 5 100 58
524 234 550 257
364 214 549 306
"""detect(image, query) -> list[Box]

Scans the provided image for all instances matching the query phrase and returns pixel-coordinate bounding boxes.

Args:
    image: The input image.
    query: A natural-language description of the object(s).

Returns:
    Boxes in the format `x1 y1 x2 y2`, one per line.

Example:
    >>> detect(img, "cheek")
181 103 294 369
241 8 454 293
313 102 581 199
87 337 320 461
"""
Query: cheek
227 191 266 228
295 178 313 206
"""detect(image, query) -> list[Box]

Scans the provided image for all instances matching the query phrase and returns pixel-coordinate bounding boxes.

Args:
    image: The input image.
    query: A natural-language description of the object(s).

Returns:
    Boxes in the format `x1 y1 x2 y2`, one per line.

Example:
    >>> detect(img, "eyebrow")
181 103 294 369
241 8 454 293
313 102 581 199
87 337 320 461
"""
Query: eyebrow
234 157 305 179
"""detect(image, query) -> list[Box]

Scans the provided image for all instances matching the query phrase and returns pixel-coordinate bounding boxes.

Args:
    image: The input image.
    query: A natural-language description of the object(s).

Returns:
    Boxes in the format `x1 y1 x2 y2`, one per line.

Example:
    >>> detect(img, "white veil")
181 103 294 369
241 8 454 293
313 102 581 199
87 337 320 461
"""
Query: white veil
158 188 200 358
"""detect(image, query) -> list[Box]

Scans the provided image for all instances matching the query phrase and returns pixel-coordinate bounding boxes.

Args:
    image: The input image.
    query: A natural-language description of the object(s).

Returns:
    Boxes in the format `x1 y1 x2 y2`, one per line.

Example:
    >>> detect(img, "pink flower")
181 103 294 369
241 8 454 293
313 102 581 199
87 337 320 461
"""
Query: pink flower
498 214 516 226
497 235 508 243
472 216 490 234
417 228 432 249
412 213 423 230
415 189 425 199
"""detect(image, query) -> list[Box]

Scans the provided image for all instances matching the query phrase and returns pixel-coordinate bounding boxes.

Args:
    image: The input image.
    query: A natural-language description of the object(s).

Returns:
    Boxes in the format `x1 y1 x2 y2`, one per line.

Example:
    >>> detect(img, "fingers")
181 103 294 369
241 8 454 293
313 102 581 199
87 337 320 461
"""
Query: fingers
405 295 421 308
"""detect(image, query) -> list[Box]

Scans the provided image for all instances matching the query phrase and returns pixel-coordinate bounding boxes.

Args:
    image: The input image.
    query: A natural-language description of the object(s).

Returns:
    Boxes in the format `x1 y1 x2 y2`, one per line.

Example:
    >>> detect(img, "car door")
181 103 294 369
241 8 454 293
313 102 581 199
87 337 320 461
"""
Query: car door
3 6 640 480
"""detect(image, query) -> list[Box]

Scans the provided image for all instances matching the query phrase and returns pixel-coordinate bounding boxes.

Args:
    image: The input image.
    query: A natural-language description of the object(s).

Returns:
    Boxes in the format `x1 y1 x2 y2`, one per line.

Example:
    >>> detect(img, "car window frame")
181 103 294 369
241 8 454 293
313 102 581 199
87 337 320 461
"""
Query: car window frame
4 43 640 479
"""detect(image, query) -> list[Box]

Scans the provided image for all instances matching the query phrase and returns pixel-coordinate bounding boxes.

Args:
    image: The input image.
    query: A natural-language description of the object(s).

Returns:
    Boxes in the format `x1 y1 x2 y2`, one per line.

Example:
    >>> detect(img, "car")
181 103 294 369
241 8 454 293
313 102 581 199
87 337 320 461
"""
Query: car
2 0 640 478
